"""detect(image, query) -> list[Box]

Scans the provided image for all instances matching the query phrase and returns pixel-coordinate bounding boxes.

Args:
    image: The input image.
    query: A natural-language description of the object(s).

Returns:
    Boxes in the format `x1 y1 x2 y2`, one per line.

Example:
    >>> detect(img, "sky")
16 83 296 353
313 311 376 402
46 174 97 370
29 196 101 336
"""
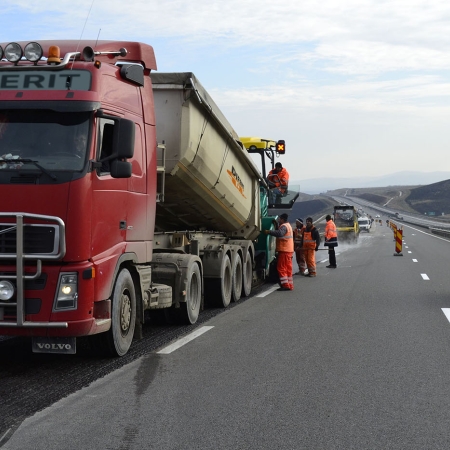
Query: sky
1 0 450 183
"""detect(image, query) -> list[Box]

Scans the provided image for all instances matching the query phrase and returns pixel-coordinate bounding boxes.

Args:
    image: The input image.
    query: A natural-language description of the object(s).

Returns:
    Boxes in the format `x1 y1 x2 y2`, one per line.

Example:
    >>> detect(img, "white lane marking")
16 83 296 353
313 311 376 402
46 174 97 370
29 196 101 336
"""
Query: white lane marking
442 309 450 323
405 246 409 248
157 326 214 354
257 284 279 297
412 259 418 262
421 274 430 280
408 251 412 253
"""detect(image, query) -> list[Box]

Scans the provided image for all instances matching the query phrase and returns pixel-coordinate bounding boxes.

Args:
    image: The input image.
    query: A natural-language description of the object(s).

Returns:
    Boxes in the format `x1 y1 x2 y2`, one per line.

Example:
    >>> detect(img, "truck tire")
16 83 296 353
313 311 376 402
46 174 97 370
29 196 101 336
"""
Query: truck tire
241 249 252 297
96 268 136 357
205 254 232 308
179 263 202 324
231 253 243 302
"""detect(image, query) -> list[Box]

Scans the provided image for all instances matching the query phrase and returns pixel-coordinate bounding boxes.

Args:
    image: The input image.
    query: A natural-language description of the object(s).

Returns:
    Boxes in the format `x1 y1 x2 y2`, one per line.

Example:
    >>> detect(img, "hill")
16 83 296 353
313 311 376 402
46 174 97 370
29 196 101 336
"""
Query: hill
292 171 450 194
327 179 450 217
405 179 450 215
270 177 450 222
271 194 336 221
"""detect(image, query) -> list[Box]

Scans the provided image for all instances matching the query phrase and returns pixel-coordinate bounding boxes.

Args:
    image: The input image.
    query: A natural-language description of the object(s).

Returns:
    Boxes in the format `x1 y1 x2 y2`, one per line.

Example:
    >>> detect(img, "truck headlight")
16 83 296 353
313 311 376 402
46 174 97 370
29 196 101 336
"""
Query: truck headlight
54 273 78 310
0 280 15 301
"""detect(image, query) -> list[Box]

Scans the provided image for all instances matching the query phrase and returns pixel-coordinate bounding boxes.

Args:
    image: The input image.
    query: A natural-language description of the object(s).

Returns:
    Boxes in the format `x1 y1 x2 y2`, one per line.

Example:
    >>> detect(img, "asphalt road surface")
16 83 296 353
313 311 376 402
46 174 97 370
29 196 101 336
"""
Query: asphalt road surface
3 216 450 449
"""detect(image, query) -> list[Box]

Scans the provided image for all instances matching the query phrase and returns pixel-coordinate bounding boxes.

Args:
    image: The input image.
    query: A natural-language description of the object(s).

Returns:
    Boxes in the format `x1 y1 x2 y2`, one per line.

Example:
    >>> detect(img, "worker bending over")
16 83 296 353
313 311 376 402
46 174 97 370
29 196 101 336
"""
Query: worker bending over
265 213 294 291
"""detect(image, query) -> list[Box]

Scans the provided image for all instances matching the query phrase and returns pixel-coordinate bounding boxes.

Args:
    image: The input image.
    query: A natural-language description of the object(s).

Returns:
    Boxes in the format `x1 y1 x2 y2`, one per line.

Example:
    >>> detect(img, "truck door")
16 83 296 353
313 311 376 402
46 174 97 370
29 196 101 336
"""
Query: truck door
93 117 147 245
125 122 148 242
91 118 128 259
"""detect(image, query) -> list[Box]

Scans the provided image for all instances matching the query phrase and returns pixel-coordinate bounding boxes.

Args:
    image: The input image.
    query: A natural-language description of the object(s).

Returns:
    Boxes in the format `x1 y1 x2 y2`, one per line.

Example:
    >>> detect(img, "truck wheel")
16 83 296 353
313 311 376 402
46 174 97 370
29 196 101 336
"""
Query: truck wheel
205 254 232 308
97 268 136 357
231 253 243 302
241 250 252 297
179 263 202 324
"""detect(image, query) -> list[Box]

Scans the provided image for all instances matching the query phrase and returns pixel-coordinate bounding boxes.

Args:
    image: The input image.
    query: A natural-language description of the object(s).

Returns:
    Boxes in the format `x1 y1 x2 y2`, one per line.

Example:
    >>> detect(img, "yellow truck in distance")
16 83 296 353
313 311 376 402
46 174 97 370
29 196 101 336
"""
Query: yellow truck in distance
333 205 360 241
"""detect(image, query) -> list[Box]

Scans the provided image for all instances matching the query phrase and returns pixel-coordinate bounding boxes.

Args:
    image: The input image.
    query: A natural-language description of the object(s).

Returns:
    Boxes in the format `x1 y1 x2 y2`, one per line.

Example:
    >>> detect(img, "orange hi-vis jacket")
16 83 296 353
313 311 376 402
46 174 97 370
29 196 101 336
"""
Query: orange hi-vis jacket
302 226 318 250
268 167 289 193
276 222 294 252
325 221 337 240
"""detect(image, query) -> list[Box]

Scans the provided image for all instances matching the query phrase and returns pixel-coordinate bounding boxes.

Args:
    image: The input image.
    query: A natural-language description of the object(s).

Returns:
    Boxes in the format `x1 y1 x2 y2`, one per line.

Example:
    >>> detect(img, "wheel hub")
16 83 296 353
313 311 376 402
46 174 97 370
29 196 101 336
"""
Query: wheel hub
120 293 131 332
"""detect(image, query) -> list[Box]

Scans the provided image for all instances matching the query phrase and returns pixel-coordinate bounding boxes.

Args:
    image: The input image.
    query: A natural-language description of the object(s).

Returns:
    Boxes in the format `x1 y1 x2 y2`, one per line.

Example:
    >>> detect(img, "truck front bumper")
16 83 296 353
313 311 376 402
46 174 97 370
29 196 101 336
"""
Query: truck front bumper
0 316 111 337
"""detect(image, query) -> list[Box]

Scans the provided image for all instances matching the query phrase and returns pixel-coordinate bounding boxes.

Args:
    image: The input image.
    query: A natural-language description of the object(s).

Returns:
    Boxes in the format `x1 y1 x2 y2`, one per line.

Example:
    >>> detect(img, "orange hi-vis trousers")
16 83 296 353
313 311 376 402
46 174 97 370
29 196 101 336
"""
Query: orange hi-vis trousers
304 249 316 276
278 251 294 289
295 248 307 274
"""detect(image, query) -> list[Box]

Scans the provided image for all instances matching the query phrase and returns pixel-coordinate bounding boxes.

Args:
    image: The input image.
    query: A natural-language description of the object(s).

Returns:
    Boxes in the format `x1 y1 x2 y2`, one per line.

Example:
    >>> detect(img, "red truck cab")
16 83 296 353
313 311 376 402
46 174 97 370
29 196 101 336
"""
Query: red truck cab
0 40 157 355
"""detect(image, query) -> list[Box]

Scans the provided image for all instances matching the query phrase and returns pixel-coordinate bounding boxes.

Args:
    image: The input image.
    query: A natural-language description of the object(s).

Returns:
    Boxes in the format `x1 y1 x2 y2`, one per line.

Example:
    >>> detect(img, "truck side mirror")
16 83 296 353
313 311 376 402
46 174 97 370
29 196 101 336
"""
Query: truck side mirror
110 159 132 178
113 118 135 159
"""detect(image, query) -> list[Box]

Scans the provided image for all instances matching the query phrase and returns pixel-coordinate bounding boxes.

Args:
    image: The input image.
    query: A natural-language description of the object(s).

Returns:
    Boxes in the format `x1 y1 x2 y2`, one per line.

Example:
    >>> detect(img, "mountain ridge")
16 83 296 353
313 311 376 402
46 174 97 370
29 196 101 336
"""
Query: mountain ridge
293 171 450 194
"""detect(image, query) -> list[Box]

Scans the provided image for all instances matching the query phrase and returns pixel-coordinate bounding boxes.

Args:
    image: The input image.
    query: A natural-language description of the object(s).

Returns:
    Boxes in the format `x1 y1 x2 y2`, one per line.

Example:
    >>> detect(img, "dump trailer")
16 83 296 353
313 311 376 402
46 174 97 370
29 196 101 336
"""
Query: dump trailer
333 205 360 240
150 73 261 239
0 41 281 356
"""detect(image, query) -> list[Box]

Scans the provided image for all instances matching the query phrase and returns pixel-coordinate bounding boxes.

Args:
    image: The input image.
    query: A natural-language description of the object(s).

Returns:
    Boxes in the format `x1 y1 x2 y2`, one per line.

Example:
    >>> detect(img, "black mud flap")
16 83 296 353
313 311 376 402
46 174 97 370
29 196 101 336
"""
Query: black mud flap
32 337 76 354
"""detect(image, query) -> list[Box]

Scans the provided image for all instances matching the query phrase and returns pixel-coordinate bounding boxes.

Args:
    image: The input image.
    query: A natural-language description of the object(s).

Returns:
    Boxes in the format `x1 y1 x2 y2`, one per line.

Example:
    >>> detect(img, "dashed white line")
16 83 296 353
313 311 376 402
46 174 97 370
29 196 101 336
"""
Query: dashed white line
257 284 279 297
157 326 214 354
442 309 450 323
408 251 412 253
412 259 418 262
421 274 430 280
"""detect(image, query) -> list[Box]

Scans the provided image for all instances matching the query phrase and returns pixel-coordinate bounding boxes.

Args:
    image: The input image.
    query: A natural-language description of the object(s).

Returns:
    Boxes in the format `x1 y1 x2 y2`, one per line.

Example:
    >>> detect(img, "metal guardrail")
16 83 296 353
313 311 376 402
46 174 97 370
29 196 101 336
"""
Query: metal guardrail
429 228 450 238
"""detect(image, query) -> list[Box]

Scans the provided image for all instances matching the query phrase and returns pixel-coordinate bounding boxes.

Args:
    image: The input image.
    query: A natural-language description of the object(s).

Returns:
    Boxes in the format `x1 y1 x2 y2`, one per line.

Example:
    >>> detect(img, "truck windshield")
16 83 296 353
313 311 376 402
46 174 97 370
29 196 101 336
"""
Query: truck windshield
334 212 354 227
0 109 90 172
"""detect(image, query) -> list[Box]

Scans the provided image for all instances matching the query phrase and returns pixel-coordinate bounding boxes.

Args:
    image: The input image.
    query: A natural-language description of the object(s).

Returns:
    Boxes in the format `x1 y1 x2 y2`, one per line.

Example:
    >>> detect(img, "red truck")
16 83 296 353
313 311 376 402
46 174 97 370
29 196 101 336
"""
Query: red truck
0 40 298 356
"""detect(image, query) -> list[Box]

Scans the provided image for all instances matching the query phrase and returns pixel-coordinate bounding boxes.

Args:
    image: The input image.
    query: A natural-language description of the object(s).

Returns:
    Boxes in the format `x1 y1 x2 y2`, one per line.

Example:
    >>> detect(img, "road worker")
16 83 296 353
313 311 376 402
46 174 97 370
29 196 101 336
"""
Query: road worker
265 213 294 290
301 217 321 277
324 214 338 268
293 218 307 275
267 162 289 206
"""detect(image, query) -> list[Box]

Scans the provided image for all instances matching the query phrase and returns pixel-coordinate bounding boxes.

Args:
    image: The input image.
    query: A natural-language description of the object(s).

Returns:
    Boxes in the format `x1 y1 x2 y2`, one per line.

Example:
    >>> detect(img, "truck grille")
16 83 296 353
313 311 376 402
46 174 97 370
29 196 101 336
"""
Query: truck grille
0 224 58 255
